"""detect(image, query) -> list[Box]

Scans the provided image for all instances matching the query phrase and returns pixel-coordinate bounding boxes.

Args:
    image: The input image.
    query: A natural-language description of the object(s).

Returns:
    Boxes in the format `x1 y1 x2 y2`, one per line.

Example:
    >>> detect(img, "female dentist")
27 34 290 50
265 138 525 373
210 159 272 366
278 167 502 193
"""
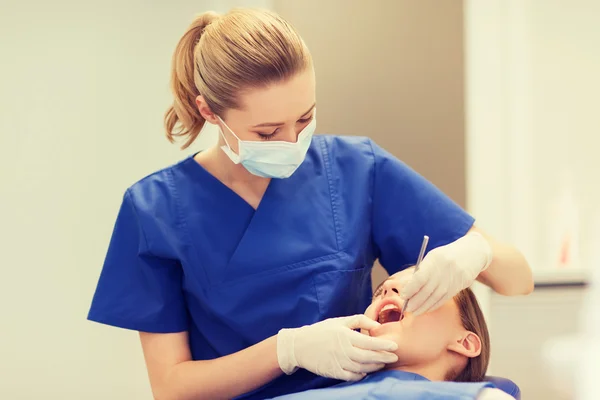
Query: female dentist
87 8 533 400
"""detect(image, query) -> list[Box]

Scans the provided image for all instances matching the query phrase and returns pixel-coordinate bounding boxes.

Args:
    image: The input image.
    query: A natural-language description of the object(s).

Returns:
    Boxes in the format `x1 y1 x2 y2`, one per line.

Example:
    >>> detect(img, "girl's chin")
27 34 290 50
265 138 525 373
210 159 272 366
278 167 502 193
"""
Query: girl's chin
369 320 404 337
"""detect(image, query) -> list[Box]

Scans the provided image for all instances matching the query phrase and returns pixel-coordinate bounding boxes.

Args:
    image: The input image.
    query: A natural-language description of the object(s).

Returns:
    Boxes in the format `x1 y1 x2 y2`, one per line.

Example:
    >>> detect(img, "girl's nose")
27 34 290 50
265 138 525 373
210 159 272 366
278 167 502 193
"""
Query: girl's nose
381 279 401 298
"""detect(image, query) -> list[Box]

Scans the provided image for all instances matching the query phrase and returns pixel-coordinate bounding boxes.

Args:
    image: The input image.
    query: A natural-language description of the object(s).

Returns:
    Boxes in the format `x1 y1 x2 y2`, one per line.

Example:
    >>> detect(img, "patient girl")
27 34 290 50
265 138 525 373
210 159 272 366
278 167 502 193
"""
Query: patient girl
366 266 490 382
272 267 515 399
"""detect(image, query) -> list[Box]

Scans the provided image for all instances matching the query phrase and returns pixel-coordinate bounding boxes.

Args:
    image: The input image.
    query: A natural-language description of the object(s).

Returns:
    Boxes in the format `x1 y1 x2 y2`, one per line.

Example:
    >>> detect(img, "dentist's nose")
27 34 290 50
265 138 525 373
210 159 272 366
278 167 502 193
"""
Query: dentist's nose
381 279 401 298
286 130 301 143
280 125 305 143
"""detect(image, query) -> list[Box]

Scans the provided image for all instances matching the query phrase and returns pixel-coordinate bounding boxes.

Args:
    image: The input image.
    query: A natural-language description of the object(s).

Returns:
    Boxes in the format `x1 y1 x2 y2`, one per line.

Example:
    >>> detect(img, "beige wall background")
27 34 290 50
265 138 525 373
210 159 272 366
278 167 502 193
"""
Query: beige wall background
274 0 466 286
1 1 466 397
11 0 584 398
0 1 268 399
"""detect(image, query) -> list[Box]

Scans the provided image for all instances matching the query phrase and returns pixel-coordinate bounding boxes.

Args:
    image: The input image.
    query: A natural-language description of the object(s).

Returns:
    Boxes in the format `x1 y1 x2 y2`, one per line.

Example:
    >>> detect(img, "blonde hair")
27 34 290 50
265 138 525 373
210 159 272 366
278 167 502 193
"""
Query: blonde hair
165 8 312 149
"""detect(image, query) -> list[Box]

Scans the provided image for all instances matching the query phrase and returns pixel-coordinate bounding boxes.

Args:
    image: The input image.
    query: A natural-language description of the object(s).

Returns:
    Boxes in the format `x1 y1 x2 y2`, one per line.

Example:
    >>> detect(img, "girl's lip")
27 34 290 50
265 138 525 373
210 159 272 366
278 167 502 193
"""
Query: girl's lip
370 296 404 323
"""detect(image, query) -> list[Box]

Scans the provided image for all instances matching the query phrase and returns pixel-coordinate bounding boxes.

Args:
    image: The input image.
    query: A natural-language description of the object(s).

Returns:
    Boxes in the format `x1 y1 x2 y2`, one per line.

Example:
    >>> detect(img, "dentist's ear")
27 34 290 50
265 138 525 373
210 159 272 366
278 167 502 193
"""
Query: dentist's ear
447 331 482 358
196 95 219 124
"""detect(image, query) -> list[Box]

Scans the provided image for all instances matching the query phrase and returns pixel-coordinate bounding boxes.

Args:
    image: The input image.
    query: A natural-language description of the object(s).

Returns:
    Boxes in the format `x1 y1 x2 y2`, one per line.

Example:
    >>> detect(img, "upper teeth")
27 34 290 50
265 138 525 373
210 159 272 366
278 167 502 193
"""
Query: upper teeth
381 304 399 312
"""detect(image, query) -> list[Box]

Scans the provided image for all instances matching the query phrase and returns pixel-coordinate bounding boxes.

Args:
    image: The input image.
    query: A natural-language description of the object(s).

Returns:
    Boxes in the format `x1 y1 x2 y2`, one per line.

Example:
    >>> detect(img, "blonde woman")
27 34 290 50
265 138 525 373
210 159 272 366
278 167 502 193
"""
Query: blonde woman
88 8 533 400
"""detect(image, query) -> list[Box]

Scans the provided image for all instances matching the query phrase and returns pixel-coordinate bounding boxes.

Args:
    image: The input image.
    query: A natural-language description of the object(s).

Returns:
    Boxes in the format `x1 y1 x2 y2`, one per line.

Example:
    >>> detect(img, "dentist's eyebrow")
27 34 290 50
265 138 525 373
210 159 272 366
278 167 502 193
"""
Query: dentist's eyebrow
251 103 316 128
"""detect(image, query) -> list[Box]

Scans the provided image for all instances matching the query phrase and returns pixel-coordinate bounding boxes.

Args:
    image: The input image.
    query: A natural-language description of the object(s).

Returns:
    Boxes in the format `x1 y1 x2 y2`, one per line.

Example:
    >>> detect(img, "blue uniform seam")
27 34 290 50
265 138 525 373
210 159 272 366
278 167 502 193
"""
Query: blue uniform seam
318 137 341 251
166 167 186 230
125 184 192 332
125 189 154 256
129 157 189 188
88 311 186 333
166 167 211 287
311 273 323 320
366 139 381 262
210 251 348 289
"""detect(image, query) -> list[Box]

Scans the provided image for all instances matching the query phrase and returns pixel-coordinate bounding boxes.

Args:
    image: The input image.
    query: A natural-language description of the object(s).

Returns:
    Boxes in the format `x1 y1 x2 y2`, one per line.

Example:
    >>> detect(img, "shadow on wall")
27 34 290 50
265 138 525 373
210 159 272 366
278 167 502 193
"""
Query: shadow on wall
273 0 466 288
273 0 467 207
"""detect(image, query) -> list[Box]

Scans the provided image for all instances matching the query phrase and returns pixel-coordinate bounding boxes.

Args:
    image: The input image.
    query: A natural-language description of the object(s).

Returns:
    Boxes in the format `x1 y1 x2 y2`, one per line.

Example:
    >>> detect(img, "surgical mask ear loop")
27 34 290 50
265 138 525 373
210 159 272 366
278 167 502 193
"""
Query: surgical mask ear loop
216 115 240 153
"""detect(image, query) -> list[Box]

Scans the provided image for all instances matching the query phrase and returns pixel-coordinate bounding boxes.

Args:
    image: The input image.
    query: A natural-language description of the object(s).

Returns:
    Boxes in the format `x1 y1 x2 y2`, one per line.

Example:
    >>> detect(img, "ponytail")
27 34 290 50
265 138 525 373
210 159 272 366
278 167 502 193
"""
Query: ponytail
165 8 311 149
165 11 219 149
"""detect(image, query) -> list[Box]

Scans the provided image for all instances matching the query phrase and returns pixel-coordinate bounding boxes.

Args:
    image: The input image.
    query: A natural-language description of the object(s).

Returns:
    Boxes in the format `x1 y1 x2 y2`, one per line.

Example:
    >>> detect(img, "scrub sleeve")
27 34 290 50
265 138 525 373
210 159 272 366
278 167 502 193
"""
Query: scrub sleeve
369 140 475 274
87 189 188 333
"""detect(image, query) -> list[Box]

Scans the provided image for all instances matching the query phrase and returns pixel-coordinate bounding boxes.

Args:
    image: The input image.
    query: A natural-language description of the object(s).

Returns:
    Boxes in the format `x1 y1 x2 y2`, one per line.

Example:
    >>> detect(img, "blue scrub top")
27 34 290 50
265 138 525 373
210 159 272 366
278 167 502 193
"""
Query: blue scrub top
269 370 495 400
88 135 475 399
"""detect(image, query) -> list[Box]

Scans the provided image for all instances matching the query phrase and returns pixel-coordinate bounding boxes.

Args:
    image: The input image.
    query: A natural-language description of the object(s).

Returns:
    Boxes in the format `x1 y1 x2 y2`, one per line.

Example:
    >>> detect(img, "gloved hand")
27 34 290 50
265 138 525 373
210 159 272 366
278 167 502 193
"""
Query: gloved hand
401 232 493 316
277 314 399 381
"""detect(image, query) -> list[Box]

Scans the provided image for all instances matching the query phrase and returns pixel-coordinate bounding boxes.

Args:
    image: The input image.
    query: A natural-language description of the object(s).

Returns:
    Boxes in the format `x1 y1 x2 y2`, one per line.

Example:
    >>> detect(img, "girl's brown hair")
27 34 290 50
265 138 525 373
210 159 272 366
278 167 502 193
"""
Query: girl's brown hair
448 287 491 382
165 8 312 149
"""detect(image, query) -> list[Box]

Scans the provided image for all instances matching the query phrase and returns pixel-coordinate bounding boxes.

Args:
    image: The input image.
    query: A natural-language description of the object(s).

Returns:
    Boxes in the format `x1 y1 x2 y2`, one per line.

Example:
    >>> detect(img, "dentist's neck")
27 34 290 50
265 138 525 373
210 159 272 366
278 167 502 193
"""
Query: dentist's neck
198 143 269 187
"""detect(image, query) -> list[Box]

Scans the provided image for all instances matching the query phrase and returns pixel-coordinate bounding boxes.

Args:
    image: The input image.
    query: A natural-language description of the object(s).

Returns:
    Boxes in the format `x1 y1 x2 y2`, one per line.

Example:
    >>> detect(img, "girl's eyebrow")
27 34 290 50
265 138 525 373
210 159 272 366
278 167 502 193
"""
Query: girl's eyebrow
373 278 390 297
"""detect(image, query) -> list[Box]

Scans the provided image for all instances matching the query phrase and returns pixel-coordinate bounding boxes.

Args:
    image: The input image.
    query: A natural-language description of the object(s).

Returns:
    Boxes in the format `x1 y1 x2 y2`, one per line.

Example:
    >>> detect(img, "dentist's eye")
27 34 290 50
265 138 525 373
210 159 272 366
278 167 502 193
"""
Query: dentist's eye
297 115 313 124
257 129 279 140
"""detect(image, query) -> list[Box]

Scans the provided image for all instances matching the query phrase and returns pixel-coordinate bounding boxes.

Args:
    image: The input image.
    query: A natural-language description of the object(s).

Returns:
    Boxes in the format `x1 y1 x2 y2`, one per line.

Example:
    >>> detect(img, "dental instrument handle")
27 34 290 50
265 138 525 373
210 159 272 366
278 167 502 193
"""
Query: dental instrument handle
400 235 429 318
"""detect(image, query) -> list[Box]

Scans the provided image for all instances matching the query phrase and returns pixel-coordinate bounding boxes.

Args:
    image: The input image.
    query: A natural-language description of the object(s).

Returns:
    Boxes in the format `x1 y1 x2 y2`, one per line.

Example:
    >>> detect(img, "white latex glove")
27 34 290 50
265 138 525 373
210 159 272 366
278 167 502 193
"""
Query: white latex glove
401 232 493 316
277 315 399 381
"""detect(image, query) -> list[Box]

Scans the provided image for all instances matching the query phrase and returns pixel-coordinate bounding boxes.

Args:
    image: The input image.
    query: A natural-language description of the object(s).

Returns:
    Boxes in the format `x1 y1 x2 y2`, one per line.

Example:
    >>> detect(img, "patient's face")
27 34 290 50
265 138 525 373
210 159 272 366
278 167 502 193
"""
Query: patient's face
365 268 465 366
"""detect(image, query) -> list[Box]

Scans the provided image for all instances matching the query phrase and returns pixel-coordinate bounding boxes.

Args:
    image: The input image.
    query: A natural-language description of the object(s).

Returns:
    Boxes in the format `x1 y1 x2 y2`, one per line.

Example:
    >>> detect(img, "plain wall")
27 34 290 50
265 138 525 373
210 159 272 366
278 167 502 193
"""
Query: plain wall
466 0 600 398
0 1 268 399
0 1 483 399
273 0 466 286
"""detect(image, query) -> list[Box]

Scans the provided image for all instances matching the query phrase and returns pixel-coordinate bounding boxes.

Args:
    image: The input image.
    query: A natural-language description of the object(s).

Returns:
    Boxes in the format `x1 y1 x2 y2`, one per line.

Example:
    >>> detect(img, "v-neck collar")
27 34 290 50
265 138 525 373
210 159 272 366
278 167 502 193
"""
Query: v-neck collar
185 152 275 212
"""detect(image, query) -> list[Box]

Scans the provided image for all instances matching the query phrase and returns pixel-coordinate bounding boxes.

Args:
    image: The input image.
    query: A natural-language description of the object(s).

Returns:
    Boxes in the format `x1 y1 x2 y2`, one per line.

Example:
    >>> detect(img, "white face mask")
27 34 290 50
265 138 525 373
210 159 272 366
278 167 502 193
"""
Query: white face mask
217 110 316 179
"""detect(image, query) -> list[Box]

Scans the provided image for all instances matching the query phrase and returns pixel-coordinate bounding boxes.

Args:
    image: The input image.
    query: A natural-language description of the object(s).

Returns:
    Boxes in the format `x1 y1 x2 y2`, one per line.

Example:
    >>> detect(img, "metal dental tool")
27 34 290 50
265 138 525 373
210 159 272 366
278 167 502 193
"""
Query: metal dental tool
400 235 429 320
